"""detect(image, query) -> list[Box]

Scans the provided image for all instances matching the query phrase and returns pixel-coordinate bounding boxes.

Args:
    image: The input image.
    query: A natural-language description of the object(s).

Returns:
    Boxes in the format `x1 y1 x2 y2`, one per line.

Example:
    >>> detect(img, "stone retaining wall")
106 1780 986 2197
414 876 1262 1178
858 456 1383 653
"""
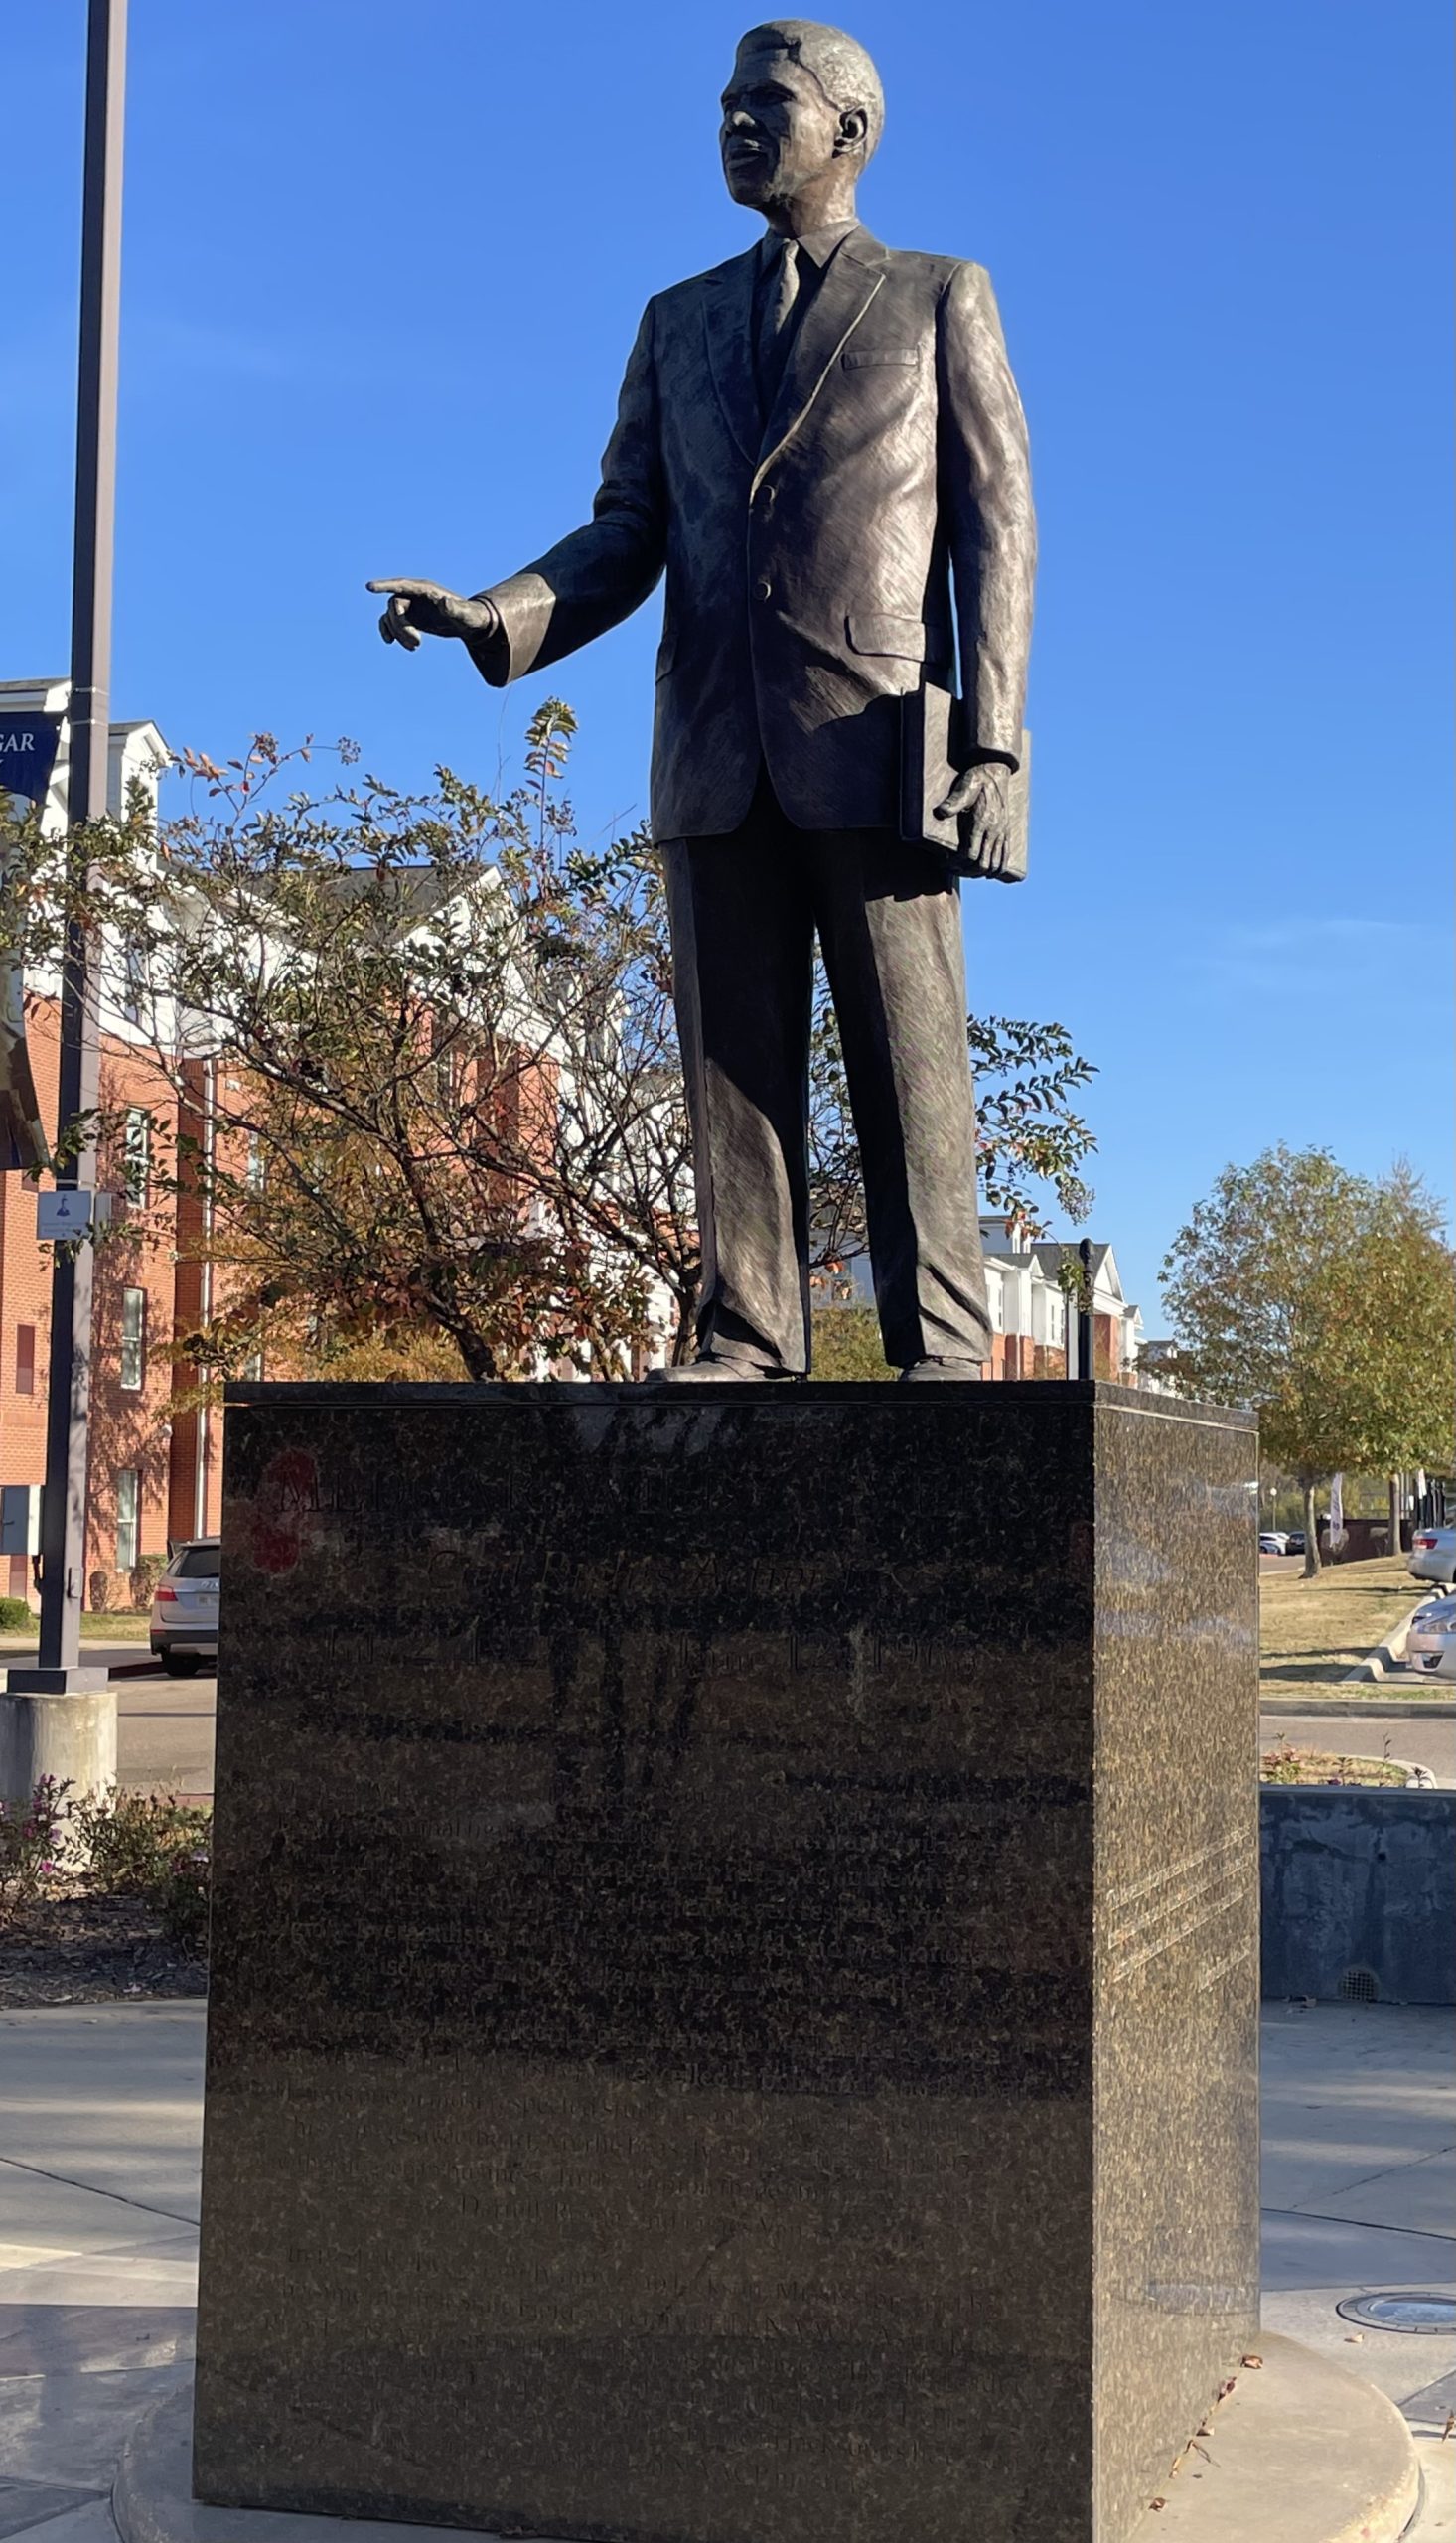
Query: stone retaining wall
1260 1786 1455 2004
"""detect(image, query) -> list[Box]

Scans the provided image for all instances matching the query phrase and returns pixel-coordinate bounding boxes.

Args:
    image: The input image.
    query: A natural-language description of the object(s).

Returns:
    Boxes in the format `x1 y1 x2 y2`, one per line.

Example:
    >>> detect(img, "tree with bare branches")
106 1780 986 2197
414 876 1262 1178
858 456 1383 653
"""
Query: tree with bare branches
1 708 1098 1384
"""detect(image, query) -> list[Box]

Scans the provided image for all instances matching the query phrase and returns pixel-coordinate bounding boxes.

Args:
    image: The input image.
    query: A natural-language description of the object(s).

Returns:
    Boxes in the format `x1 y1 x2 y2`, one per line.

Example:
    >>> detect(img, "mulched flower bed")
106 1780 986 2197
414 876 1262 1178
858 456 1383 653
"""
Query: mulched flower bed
0 1884 207 2007
1260 1742 1409 1788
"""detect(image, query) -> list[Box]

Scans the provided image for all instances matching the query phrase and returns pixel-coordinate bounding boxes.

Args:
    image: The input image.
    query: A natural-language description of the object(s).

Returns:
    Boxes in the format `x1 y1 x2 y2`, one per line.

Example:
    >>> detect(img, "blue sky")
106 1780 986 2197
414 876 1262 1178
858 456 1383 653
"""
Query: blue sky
4 1 1450 1323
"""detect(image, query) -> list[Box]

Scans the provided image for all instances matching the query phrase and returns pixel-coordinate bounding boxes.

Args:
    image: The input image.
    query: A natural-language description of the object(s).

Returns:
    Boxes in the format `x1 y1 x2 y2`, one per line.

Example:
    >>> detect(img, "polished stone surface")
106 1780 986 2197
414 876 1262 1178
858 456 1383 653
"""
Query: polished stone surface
195 1382 1259 2542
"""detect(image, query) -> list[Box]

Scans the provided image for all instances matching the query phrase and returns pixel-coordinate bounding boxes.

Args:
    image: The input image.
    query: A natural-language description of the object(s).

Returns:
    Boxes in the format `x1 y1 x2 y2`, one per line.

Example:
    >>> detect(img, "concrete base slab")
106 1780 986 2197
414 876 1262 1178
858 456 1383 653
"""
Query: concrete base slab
1125 2333 1421 2541
117 2340 1421 2543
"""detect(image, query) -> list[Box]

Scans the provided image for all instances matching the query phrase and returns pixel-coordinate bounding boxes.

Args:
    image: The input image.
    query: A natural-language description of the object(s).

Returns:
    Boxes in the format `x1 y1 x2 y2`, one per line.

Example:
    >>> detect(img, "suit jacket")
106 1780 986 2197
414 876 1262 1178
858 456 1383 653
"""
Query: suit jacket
470 225 1036 840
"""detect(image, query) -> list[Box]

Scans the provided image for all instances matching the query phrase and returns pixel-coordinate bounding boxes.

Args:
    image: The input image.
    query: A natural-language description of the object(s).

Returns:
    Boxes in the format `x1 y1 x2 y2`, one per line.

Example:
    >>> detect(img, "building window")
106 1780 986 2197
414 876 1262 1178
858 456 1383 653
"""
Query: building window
120 941 146 1029
123 1108 151 1206
245 1132 265 1192
243 1348 264 1381
14 1325 35 1396
115 1468 141 1573
120 1287 146 1390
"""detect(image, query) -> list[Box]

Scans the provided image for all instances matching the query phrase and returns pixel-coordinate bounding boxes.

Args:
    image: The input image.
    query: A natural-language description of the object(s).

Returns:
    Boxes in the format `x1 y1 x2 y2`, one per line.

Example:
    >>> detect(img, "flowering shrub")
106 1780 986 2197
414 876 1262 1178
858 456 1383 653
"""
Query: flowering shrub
153 1838 211 1956
69 1787 211 1896
0 1777 73 1920
0 1778 212 1958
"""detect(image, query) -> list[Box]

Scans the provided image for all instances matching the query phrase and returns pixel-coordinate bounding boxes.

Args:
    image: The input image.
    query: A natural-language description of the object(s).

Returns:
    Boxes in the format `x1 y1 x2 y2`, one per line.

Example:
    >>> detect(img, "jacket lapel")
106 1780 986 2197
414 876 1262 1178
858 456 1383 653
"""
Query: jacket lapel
754 227 888 493
701 247 762 472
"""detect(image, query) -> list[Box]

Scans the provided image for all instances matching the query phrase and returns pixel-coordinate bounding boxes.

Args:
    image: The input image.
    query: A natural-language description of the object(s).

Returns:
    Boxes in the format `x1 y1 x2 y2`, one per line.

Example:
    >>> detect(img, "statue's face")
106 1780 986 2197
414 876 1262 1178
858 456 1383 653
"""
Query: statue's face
720 45 843 211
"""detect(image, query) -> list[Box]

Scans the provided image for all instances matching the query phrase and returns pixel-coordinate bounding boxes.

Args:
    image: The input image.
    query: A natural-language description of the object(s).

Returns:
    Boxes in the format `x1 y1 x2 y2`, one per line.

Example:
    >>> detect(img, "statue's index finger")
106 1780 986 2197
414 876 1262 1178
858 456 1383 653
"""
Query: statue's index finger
365 578 436 597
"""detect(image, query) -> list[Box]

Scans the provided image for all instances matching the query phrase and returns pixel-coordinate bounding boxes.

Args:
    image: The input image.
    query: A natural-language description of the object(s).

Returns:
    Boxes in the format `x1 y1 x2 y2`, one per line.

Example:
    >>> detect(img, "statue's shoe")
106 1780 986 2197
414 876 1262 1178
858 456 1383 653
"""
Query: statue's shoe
897 1356 984 1383
646 1354 800 1385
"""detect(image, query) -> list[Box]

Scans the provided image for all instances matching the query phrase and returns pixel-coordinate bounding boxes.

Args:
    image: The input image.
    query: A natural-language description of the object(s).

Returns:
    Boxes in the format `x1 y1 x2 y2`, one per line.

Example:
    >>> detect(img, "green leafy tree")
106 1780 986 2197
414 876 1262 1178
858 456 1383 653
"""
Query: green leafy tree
809 1005 1095 1281
1162 1146 1454 1575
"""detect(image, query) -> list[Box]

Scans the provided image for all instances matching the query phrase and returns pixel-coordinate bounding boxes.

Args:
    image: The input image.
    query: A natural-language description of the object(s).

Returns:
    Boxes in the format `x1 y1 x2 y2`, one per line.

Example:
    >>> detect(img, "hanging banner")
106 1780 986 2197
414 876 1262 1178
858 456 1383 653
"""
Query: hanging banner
0 713 59 1172
0 712 62 813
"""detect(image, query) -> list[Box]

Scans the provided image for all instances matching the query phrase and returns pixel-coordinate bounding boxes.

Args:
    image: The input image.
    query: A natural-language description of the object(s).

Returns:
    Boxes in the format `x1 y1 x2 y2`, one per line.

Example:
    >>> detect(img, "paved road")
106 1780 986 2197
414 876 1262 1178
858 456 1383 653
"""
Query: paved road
116 1674 216 1799
12 1640 1455 1801
114 1685 1456 1803
0 1641 217 1799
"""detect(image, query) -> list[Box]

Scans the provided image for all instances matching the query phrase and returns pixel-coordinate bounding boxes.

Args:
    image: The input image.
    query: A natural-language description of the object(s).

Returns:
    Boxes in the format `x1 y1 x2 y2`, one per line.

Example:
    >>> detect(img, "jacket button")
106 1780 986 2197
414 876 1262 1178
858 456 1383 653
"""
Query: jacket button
756 576 773 601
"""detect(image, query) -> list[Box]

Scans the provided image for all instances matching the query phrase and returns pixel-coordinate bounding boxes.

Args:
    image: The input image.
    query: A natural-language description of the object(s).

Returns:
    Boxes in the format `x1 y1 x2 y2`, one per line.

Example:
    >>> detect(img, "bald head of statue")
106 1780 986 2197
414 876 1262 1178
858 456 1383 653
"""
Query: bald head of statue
720 21 884 231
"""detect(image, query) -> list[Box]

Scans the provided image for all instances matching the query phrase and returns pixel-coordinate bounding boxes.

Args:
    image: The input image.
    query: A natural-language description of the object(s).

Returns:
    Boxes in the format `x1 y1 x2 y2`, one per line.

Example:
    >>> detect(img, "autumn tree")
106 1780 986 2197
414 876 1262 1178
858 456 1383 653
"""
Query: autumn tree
2 709 1100 1382
1162 1146 1454 1575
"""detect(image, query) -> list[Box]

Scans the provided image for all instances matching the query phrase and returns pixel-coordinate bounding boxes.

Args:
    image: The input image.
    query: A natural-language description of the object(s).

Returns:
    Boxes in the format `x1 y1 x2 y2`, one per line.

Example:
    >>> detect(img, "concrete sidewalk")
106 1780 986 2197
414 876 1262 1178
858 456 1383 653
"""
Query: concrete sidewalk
0 2006 201 2541
0 2002 1452 2540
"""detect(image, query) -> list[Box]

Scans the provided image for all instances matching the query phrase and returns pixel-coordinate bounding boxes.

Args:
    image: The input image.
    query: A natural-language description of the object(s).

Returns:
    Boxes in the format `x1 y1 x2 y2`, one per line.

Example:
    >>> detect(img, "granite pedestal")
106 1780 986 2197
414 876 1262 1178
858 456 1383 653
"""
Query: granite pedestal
195 1381 1260 2543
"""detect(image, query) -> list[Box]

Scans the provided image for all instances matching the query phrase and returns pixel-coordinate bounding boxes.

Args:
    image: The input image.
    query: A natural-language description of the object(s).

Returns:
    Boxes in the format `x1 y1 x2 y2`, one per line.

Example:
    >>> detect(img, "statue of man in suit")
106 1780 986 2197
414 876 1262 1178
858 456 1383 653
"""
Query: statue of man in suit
371 19 1036 1383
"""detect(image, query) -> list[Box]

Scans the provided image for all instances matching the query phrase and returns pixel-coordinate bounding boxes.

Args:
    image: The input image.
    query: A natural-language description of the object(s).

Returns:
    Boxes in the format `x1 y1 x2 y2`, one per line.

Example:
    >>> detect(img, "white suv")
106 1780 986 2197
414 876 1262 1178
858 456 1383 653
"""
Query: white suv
1409 1525 1456 1586
150 1537 219 1676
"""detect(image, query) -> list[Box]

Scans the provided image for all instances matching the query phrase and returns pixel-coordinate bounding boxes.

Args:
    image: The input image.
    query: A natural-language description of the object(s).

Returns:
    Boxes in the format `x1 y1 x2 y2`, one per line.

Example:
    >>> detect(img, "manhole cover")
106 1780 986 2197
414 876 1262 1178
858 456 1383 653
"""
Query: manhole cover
1336 2293 1456 2334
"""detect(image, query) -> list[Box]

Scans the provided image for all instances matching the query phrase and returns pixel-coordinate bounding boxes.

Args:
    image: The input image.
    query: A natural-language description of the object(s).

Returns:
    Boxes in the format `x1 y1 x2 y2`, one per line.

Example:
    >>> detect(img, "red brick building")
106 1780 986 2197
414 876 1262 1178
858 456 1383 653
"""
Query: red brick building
1 687 213 1609
0 1003 219 1610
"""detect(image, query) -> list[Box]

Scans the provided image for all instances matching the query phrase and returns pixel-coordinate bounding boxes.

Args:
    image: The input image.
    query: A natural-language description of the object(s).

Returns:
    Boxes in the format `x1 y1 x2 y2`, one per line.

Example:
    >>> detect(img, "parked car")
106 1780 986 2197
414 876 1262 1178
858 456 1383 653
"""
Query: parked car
1405 1630 1456 1683
1408 1525 1456 1586
1283 1531 1306 1557
1258 1533 1287 1556
1400 1593 1456 1671
150 1537 219 1675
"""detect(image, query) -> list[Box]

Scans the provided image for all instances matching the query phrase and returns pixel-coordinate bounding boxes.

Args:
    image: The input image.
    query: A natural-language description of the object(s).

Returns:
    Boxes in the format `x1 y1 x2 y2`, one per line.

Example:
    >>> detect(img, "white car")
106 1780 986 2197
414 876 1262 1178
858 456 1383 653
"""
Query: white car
150 1536 219 1676
1408 1526 1456 1585
1401 1593 1456 1675
1259 1532 1288 1556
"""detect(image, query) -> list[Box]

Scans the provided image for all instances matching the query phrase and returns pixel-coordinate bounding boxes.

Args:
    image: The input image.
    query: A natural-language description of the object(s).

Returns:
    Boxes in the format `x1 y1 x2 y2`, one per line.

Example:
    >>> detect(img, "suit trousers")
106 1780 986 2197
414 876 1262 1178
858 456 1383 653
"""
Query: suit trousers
662 776 991 1374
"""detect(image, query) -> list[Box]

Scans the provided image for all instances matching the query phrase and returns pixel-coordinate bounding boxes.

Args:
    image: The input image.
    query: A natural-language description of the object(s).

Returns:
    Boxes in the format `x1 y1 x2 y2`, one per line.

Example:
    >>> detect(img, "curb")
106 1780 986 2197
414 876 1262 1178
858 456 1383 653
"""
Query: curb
1345 1594 1453 1686
1261 1697 1456 1720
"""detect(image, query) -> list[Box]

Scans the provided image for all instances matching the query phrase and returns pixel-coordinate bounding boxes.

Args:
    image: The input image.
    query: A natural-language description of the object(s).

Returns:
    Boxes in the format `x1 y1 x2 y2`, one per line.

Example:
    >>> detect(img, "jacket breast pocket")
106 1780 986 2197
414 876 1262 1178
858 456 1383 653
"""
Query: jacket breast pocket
846 614 926 661
841 348 920 368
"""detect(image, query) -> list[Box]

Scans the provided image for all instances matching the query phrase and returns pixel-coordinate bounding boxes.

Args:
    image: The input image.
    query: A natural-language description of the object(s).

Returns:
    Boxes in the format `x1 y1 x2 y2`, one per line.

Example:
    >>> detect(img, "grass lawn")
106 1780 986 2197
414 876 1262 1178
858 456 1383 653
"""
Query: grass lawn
1260 1554 1432 1701
0 1611 152 1645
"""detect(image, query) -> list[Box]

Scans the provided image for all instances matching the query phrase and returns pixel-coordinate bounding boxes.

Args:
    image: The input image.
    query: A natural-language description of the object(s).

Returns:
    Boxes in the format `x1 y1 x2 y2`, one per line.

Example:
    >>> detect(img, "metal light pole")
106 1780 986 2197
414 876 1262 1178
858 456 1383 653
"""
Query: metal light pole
30 0 127 1690
1076 1235 1094 1384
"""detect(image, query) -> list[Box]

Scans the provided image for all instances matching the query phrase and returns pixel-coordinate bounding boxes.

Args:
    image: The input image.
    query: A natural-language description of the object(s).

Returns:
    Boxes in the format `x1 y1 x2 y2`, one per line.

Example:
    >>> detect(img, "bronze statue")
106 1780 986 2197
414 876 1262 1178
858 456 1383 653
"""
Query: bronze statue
371 19 1035 1382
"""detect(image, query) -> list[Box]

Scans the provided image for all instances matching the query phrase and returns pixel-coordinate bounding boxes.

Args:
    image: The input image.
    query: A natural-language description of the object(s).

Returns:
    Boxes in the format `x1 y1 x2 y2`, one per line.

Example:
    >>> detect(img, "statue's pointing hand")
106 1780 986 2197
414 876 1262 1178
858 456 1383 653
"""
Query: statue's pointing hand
934 759 1013 876
367 579 500 653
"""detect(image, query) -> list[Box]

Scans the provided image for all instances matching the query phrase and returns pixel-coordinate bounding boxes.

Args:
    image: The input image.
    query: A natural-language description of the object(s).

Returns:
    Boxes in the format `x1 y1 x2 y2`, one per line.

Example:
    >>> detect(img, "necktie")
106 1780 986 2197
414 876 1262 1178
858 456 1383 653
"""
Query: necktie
756 237 801 411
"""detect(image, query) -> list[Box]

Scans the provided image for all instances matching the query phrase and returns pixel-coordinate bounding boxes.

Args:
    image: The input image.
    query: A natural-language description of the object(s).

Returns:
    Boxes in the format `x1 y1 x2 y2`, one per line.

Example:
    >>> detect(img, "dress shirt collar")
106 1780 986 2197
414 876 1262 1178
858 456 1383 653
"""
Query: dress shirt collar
757 219 857 272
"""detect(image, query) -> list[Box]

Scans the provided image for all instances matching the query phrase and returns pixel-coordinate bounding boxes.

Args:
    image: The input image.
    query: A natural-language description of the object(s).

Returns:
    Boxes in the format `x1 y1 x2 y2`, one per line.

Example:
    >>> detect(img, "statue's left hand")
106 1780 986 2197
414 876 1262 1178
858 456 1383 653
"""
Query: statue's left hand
934 760 1013 873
